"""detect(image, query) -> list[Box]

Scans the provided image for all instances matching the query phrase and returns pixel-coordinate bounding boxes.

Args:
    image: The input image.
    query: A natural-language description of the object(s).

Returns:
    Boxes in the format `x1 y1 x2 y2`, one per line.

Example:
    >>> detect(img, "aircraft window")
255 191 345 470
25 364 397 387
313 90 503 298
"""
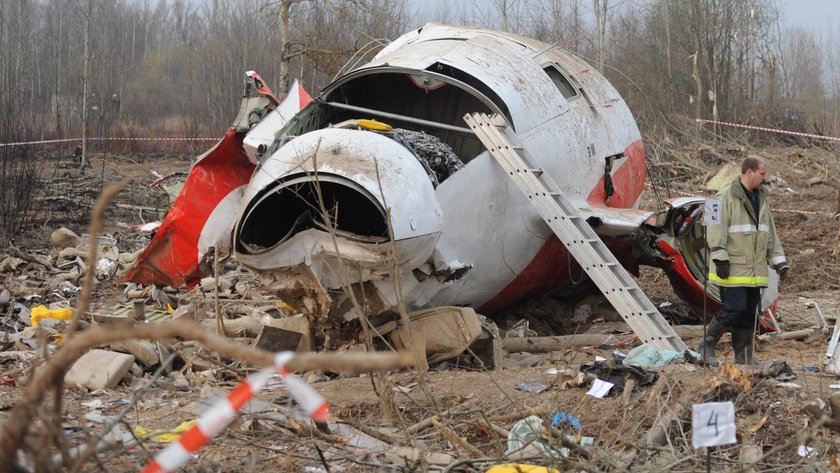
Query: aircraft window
425 62 512 124
543 66 577 99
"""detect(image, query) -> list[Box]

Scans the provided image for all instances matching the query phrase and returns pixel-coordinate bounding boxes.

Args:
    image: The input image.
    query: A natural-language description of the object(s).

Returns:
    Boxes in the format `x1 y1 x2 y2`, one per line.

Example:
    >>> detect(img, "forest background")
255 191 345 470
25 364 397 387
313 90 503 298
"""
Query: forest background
2 0 836 141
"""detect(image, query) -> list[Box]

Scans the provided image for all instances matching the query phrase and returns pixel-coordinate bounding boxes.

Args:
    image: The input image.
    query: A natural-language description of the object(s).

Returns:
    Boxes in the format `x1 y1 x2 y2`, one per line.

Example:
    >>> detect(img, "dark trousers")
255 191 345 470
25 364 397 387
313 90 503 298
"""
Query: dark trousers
714 286 761 330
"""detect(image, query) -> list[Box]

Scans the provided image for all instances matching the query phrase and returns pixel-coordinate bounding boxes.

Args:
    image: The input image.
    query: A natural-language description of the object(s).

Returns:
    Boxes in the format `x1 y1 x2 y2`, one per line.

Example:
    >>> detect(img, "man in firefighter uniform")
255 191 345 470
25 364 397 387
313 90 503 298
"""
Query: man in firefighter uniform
699 155 789 365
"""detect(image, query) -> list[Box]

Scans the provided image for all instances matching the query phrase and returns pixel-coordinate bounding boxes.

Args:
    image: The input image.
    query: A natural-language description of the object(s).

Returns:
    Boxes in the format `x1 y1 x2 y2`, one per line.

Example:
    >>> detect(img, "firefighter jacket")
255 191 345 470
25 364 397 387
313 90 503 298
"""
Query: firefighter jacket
707 179 786 287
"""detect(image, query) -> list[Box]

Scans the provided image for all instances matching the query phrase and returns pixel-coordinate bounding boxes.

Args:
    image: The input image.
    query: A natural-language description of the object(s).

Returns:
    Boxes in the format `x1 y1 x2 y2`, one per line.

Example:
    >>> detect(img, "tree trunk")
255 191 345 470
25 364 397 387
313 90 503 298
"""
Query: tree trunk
592 0 608 73
54 10 63 138
80 0 92 169
278 0 291 97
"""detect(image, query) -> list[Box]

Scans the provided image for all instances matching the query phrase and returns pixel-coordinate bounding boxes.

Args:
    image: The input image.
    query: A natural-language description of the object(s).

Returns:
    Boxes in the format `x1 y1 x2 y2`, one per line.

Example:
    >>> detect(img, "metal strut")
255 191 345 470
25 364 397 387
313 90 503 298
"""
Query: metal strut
464 112 689 352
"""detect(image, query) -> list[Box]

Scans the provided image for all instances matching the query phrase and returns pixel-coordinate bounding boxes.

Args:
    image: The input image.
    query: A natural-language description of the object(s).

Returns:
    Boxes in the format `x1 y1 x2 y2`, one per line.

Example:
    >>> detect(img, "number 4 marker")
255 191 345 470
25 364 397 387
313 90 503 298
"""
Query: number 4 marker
692 402 736 448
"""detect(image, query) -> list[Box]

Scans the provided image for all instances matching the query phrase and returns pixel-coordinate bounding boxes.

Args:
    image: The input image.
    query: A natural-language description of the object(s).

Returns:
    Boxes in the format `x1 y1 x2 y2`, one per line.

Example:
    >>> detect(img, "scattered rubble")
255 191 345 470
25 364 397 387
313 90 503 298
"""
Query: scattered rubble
64 349 135 390
1 142 840 471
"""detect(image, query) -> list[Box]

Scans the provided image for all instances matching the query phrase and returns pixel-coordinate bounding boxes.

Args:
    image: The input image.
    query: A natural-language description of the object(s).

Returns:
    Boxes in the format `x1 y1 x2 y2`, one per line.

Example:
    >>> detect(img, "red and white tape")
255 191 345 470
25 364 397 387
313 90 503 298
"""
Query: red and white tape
0 137 218 147
93 137 218 142
141 352 329 473
697 118 840 142
0 138 84 147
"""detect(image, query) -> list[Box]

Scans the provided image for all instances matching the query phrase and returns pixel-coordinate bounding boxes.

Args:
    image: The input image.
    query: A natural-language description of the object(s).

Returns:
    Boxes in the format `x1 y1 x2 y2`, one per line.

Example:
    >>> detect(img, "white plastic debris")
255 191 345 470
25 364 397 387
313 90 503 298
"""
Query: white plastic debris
506 416 568 457
95 258 117 279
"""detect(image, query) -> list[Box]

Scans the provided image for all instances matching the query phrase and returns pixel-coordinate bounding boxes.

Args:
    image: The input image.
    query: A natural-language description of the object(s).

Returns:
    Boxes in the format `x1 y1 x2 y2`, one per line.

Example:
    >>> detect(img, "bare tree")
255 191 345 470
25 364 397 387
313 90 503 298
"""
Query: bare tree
778 26 825 132
592 0 608 73
278 0 293 94
79 0 94 168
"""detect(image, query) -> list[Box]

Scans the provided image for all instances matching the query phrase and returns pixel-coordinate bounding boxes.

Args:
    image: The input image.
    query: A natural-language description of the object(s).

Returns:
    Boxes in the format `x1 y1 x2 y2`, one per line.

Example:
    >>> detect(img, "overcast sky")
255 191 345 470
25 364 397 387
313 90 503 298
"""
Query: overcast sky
409 0 840 35
779 0 838 32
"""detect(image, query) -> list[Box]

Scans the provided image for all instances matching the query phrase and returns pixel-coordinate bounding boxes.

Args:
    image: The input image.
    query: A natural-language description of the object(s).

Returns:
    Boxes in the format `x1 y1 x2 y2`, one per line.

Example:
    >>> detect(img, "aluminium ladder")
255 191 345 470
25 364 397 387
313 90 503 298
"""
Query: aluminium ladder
464 112 689 352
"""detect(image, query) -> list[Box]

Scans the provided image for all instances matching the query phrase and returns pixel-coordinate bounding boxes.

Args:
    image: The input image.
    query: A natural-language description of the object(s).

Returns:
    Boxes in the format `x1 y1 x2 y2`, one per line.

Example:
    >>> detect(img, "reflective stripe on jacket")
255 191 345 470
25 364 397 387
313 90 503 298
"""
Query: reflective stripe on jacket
707 179 786 288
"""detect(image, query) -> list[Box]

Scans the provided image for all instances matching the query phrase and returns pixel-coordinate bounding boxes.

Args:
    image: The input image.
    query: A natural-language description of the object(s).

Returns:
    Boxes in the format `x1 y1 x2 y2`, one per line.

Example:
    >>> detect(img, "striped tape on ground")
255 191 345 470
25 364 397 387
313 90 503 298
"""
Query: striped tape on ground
141 352 329 473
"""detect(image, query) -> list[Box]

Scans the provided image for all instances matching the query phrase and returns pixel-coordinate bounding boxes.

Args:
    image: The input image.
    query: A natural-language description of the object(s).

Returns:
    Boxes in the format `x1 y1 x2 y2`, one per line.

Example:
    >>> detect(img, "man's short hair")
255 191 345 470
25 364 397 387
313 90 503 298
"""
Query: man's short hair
741 155 764 174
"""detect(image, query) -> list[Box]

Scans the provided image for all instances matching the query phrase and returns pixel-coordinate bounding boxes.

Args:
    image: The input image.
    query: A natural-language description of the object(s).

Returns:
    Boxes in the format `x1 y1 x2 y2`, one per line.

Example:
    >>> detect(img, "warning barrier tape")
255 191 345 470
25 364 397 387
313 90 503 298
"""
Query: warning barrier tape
92 137 218 141
0 136 218 147
697 118 840 143
0 138 83 147
141 352 329 473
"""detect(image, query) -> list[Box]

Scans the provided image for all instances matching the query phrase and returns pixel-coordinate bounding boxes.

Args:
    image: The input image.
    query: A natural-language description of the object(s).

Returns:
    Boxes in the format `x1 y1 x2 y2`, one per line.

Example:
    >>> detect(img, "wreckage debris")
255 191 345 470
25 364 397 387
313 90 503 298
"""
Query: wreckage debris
65 349 135 390
3 20 840 472
2 257 840 473
2 218 839 472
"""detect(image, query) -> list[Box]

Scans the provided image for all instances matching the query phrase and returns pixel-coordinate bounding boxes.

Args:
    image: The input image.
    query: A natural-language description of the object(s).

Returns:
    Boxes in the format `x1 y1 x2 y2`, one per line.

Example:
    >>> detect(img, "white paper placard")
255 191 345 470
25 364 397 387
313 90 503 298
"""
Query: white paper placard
586 379 614 398
692 401 736 448
797 445 817 458
703 199 722 226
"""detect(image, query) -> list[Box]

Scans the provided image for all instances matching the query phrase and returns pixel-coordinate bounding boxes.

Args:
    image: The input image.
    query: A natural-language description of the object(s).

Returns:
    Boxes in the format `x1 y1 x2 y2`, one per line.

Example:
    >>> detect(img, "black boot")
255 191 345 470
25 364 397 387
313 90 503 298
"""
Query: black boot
732 328 756 365
698 317 727 366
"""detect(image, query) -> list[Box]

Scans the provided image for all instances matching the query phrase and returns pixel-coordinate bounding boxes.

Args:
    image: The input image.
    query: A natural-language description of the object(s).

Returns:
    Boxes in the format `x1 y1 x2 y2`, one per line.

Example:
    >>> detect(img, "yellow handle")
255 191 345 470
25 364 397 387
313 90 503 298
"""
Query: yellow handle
356 119 393 131
31 305 73 327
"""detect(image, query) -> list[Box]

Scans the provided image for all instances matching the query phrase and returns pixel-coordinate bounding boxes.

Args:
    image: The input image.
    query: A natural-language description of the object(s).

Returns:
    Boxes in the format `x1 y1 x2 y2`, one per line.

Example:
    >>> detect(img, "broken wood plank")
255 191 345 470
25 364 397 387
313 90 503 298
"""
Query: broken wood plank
9 245 59 273
622 378 636 407
431 418 485 458
778 328 818 340
404 399 478 435
503 325 711 353
384 447 454 466
488 405 550 423
503 334 633 352
334 418 407 446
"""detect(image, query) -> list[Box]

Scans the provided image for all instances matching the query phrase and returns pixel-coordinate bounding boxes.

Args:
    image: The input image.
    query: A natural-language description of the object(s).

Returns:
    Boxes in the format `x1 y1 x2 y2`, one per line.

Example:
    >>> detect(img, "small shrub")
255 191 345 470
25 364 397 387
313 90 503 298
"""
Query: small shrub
0 120 38 243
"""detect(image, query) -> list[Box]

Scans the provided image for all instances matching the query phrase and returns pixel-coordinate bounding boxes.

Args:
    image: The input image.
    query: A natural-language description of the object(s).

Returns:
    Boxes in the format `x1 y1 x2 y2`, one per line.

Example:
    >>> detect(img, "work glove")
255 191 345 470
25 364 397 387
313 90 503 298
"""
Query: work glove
773 263 790 281
713 259 730 280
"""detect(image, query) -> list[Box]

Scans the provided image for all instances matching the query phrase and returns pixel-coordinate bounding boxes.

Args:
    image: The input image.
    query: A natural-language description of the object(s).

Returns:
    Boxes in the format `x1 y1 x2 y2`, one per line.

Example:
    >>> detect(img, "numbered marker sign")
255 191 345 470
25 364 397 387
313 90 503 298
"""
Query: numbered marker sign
703 199 722 226
692 401 736 448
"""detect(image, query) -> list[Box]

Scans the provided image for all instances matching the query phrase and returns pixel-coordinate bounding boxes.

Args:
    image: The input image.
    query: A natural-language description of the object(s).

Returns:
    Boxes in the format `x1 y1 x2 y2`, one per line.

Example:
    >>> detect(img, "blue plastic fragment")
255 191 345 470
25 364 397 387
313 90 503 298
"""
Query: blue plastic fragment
551 411 581 430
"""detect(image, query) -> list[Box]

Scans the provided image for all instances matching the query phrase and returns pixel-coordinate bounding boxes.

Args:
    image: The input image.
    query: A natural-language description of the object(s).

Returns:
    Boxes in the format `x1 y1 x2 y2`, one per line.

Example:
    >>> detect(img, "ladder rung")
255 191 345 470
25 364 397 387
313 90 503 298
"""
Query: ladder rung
465 112 688 353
